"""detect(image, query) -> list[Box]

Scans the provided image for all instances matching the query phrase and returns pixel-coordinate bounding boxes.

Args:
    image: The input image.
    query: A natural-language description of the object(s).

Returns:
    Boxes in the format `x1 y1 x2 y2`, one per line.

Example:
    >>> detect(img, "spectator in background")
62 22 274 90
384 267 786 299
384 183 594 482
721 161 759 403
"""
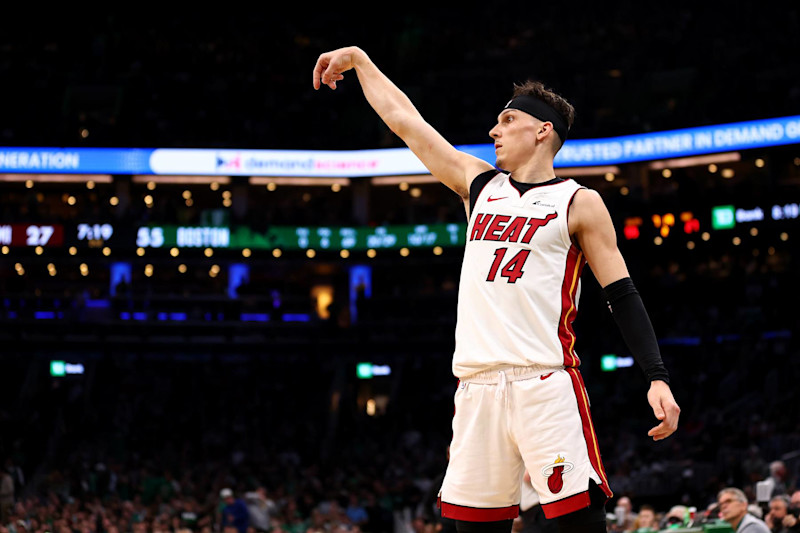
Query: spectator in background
612 496 637 532
661 505 688 530
779 491 800 533
420 446 456 533
766 462 790 498
220 488 250 533
244 486 277 533
765 495 791 533
630 504 658 533
344 492 369 530
718 487 770 533
0 466 14 524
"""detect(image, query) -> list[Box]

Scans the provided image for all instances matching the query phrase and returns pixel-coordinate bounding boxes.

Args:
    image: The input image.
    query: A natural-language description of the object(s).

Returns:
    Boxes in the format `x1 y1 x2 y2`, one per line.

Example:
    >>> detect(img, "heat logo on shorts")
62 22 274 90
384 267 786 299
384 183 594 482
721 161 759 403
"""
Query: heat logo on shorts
541 454 574 494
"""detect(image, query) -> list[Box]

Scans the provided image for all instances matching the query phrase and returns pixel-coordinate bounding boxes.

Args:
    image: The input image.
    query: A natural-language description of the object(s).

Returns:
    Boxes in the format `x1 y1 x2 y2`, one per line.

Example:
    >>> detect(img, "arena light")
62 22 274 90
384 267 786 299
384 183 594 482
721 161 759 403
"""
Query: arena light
370 174 439 185
647 152 740 170
132 175 231 184
249 176 350 186
357 363 392 379
555 165 621 177
0 173 113 183
50 360 85 377
600 355 634 372
623 217 642 240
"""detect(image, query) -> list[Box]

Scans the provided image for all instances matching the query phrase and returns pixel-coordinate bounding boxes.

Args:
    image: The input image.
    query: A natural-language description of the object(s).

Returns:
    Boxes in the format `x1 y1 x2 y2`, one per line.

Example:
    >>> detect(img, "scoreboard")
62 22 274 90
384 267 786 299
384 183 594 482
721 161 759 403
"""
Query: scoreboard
135 223 465 250
0 222 466 251
1 199 797 252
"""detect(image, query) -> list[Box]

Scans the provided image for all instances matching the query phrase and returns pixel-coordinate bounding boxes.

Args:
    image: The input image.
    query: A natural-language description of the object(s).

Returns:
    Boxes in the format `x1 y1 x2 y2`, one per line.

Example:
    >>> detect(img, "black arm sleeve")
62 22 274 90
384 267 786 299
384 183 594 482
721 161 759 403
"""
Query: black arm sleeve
601 277 670 384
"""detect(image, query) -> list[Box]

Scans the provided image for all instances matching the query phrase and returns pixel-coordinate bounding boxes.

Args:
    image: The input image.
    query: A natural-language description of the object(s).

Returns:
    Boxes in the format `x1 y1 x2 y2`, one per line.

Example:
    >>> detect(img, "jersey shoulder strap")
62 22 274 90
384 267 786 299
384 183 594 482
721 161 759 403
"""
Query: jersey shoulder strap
468 169 502 217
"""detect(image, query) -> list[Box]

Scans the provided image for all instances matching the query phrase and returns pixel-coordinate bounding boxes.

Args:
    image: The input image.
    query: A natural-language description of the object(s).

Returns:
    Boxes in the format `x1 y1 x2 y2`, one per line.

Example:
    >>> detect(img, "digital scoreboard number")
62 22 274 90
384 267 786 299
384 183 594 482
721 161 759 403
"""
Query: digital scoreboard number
0 224 64 247
74 223 115 248
76 223 114 241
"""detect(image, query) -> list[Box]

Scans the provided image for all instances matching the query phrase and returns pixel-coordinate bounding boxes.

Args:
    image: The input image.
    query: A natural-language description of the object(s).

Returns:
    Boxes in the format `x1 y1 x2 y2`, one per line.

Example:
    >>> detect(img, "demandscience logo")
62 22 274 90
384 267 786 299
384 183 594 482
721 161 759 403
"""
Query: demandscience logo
0 150 80 171
215 151 379 176
216 153 315 174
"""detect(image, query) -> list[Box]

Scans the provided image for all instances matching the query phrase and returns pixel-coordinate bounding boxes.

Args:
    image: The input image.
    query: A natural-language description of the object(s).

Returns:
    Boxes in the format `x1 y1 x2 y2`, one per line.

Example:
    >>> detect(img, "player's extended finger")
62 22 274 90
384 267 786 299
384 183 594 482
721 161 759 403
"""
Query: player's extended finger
313 66 322 90
648 416 678 440
647 422 670 441
327 73 344 89
321 62 344 89
312 56 329 90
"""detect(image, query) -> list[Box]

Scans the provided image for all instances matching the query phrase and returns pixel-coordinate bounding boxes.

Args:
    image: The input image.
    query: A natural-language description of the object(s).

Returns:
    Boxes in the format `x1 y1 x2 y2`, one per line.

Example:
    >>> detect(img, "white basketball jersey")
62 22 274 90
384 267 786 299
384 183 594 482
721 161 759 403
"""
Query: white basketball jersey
452 172 587 378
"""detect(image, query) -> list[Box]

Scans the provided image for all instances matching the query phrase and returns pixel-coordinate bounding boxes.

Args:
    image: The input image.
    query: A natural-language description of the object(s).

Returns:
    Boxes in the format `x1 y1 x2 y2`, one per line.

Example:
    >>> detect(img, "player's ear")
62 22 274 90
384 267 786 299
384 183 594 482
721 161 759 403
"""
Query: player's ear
535 122 550 138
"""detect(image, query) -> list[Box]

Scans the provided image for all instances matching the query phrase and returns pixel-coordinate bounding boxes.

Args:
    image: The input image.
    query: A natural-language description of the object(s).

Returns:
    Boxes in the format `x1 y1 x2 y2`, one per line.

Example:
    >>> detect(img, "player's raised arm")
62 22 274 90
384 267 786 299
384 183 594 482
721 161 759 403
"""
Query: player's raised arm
313 46 492 199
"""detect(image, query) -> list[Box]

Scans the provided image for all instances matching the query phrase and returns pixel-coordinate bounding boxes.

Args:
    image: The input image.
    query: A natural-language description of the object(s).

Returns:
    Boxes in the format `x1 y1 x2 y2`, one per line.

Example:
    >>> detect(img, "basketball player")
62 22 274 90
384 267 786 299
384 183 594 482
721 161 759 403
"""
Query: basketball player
313 46 680 533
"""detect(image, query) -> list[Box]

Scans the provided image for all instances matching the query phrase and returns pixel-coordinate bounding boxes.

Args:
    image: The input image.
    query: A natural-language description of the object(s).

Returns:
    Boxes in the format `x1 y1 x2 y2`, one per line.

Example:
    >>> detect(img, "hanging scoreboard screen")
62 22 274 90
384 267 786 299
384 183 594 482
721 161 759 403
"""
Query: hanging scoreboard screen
135 223 466 250
0 222 122 248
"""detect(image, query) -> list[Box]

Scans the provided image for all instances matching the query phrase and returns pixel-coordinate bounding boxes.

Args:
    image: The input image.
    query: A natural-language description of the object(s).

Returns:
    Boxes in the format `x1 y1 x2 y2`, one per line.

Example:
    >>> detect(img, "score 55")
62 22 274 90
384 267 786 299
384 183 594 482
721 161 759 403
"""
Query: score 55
136 227 165 248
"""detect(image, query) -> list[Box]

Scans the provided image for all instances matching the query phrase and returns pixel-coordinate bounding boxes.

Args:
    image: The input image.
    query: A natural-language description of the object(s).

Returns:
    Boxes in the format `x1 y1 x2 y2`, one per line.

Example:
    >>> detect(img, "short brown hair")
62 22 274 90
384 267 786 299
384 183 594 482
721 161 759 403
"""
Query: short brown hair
512 80 575 132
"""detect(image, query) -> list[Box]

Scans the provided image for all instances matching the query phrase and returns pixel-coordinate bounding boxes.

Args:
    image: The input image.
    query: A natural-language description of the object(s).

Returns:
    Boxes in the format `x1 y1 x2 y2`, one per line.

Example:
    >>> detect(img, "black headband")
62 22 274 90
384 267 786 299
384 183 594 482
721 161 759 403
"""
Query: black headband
504 95 569 142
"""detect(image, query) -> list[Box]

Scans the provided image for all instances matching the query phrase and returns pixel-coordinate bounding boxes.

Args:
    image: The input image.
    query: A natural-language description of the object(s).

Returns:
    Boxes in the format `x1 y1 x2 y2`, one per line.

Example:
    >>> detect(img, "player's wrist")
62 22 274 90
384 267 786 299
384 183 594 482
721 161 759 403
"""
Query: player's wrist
347 46 367 66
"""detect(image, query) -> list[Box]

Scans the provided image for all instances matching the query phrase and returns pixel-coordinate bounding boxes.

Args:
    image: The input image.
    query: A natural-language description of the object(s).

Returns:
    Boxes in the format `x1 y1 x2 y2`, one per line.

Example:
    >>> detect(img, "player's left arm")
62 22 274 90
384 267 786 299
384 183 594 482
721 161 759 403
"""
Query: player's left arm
569 188 680 441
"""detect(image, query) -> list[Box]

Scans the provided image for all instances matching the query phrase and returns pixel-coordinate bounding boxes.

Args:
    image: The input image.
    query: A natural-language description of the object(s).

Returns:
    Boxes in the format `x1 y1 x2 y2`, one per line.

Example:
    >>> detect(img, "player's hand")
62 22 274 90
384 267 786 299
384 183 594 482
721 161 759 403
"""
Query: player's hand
313 46 361 90
646 380 680 441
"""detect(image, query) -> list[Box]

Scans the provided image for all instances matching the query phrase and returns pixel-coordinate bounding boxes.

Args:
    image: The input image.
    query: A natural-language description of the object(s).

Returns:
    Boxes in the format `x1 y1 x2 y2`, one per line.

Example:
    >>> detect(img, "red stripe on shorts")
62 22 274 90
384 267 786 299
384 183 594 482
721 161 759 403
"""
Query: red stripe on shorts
440 501 520 522
541 490 591 519
565 367 613 500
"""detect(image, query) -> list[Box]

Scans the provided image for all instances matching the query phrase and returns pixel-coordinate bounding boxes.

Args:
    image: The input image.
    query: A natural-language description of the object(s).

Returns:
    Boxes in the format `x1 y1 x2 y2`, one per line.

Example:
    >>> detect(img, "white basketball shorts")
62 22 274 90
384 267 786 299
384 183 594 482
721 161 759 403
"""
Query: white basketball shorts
438 366 613 520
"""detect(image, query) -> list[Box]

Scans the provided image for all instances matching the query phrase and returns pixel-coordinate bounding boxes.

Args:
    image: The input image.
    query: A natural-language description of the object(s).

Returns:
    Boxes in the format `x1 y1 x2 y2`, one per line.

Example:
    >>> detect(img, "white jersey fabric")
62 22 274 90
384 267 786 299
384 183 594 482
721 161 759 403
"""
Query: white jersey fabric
453 172 585 378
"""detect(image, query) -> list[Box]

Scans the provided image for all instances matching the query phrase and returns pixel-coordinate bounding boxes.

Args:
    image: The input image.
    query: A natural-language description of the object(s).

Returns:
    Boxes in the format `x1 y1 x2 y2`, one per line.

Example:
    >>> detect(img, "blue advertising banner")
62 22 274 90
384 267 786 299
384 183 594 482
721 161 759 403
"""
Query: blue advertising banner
1 115 798 176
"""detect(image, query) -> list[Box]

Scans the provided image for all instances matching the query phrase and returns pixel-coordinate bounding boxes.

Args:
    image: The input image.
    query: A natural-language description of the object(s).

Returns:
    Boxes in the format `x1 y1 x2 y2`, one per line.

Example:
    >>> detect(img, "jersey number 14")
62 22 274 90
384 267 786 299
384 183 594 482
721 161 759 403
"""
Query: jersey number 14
486 248 531 283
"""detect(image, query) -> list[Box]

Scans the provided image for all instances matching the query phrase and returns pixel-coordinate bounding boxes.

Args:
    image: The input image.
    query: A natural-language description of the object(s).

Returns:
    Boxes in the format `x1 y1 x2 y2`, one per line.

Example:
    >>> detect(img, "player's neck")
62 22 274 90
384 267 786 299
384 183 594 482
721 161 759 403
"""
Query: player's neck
508 161 557 184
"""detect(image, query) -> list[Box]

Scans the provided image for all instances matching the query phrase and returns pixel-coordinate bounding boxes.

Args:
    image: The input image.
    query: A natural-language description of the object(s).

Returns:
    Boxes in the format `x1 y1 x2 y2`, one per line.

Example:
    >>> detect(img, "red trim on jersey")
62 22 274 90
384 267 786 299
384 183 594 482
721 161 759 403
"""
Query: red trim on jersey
565 367 613 501
558 245 584 367
440 501 520 521
541 490 591 519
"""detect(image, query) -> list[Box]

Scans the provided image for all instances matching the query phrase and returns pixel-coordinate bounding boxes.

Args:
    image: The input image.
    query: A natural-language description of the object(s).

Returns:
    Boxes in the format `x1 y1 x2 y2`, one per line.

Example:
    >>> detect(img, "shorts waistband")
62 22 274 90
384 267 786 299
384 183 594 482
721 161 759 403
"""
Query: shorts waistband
459 365 563 384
